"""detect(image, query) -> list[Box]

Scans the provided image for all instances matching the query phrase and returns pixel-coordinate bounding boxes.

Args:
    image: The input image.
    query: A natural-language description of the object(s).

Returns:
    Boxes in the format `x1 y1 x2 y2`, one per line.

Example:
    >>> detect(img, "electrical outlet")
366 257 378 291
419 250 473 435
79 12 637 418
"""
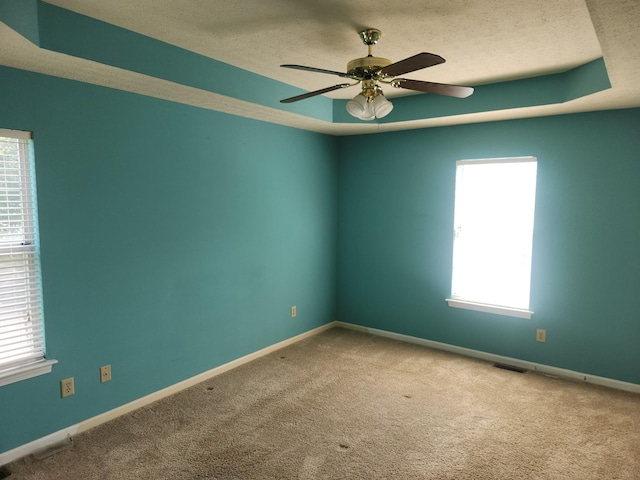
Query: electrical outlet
291 306 296 318
536 329 547 343
60 377 75 398
100 365 112 383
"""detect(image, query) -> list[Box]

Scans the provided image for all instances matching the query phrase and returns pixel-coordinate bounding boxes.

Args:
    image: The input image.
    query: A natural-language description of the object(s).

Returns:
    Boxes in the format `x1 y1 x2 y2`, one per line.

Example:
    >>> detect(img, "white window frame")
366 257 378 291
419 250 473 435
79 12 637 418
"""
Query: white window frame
0 129 56 387
446 156 537 319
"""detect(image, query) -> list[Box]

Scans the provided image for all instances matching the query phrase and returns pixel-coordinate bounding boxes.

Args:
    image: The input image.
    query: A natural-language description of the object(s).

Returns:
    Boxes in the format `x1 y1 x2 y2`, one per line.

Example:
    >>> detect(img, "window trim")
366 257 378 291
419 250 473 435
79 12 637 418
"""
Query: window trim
0 358 57 387
446 298 533 319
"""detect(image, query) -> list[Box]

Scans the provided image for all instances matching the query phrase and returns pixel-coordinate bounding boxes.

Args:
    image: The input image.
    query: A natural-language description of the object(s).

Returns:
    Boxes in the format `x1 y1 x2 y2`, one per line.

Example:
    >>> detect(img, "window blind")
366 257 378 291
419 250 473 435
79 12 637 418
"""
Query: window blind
0 130 47 375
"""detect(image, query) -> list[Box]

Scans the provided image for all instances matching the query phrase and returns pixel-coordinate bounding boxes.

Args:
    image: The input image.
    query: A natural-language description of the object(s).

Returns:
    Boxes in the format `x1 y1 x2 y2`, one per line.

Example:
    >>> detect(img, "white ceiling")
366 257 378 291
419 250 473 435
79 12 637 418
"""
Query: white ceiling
1 0 639 135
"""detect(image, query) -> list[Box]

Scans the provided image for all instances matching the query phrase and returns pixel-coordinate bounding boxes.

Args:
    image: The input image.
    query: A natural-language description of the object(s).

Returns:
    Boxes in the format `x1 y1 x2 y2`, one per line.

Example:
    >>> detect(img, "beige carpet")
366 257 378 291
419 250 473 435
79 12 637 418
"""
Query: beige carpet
6 327 640 479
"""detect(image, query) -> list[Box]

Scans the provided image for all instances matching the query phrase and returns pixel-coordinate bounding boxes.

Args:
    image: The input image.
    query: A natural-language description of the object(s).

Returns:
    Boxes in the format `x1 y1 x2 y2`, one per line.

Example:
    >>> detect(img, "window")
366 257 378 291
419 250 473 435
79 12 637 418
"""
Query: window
0 129 55 387
446 157 537 319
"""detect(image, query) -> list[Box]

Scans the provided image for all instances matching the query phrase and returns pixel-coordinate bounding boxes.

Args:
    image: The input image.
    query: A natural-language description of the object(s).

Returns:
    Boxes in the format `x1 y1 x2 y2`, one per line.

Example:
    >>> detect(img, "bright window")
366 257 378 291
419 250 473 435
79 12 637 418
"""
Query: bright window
0 129 55 387
446 157 537 319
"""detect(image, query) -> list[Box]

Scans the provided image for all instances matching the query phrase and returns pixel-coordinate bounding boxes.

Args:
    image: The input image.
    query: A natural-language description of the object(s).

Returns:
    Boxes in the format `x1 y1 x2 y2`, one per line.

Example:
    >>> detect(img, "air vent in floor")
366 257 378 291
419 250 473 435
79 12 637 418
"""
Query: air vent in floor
493 363 527 373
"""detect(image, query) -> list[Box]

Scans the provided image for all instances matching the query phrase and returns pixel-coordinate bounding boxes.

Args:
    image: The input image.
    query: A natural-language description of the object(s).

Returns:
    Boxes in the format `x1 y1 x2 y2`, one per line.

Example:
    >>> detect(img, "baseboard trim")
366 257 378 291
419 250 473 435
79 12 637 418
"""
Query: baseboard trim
0 321 337 467
336 321 640 394
0 427 77 468
5 319 635 466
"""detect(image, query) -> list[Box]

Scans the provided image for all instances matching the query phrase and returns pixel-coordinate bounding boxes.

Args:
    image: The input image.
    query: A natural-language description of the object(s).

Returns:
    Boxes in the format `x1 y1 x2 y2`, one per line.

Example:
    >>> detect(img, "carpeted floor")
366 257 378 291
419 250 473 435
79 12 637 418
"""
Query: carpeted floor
6 327 640 479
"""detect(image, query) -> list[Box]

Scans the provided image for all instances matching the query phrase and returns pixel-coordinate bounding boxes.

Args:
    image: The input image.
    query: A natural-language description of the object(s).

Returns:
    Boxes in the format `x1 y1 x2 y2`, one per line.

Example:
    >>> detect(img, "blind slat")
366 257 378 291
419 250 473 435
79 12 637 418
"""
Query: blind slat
0 312 42 323
1 310 43 321
0 323 43 336
0 338 45 356
0 333 44 347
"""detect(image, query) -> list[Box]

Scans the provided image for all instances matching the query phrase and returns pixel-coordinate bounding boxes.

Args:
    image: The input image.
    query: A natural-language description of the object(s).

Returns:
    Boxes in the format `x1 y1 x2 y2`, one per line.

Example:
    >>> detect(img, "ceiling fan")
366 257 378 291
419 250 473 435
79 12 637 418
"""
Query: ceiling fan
280 28 474 120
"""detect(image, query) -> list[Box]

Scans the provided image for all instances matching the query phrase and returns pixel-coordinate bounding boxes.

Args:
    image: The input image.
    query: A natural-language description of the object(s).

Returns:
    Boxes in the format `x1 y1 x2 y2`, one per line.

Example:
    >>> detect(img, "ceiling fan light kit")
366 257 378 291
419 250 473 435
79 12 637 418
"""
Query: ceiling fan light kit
280 28 474 121
346 81 394 120
346 93 373 120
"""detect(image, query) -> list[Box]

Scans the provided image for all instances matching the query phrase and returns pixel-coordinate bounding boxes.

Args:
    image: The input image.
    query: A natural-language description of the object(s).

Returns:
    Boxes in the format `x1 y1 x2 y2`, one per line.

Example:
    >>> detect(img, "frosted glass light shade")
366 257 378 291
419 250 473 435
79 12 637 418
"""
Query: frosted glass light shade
346 94 375 120
372 94 393 118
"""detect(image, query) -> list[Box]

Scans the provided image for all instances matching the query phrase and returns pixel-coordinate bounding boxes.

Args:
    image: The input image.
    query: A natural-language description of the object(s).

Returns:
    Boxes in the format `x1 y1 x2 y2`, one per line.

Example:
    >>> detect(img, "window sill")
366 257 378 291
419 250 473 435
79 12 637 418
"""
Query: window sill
0 359 58 387
446 298 533 319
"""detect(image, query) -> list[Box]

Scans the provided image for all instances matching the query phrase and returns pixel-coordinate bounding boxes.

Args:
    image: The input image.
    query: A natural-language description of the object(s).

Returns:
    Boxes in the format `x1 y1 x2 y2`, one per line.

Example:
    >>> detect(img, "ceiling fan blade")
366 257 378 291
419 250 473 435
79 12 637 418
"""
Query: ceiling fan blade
379 53 445 77
392 78 474 98
280 83 353 103
281 64 351 78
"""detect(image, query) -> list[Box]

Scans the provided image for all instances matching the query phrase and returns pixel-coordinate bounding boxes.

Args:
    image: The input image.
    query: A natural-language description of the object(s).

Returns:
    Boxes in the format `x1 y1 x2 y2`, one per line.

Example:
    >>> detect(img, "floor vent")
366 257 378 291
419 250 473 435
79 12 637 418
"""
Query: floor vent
494 363 527 374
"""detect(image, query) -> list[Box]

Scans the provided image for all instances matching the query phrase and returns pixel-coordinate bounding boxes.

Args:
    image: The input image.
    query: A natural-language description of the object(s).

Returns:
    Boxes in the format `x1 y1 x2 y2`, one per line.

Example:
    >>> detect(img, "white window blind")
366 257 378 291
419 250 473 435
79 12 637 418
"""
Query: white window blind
0 130 55 386
447 157 537 319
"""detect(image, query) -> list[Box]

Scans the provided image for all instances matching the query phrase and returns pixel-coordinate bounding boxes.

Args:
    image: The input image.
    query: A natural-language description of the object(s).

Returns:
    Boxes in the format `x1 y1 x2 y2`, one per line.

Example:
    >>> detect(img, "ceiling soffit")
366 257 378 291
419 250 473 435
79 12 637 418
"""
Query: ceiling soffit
0 0 622 133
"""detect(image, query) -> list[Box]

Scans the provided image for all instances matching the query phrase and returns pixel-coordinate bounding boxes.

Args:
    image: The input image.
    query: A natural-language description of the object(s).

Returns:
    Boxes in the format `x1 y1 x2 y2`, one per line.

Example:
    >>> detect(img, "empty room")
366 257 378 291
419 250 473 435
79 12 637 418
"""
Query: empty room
0 0 639 478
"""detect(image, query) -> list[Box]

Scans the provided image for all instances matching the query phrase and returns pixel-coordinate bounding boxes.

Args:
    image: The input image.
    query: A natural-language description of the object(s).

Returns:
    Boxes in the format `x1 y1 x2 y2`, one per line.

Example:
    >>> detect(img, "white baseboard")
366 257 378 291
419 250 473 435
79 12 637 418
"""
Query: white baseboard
0 321 337 467
4 319 636 467
336 321 640 394
0 427 77 468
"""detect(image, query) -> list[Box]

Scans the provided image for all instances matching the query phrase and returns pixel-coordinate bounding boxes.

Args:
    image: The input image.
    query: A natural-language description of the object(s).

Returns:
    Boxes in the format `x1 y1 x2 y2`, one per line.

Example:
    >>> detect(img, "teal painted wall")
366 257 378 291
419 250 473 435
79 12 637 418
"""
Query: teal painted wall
1 60 639 457
0 66 338 453
337 109 640 384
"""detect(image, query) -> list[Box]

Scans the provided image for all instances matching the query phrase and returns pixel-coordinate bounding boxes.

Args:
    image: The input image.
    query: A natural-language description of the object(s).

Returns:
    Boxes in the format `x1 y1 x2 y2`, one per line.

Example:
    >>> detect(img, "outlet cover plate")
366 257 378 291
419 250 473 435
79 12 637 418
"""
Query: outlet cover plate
100 365 112 383
61 377 75 398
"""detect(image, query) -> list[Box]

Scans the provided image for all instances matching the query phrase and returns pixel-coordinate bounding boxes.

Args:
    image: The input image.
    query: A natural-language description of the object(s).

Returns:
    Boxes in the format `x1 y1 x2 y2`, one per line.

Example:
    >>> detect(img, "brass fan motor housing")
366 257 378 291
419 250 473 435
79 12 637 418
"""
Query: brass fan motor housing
346 56 392 78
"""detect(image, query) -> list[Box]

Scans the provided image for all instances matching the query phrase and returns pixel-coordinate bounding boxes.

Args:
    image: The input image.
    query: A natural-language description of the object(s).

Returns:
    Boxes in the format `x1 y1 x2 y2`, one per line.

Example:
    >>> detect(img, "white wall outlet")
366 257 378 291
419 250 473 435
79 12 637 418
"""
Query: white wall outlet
61 377 75 398
291 306 296 318
100 365 112 383
536 329 547 343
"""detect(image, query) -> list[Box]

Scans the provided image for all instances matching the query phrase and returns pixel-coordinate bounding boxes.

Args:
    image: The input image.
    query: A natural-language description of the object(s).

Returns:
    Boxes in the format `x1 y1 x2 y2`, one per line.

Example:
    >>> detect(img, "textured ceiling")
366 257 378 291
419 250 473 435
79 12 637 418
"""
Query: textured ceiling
1 0 639 135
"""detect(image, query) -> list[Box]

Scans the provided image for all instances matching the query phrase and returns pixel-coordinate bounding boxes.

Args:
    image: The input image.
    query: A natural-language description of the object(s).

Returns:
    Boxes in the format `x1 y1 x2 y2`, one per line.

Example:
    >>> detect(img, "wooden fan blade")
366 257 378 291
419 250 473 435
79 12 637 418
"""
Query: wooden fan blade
392 78 474 98
281 64 351 78
280 83 353 103
379 53 445 77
